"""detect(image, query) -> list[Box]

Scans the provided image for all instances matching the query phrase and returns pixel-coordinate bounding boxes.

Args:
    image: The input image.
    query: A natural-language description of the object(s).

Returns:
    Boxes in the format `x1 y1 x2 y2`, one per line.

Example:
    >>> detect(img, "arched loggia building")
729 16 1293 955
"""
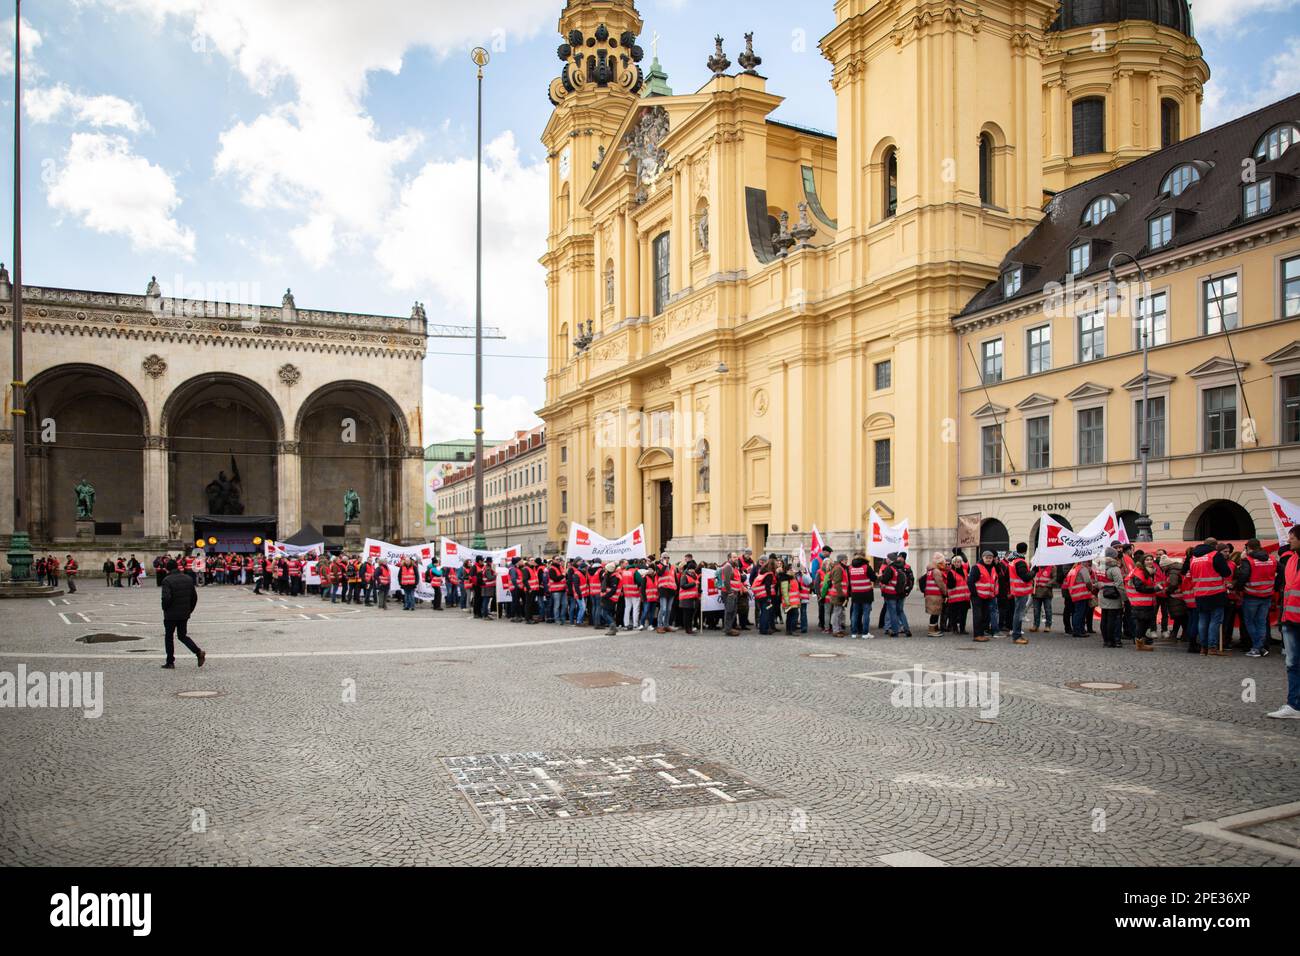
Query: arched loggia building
1 278 428 554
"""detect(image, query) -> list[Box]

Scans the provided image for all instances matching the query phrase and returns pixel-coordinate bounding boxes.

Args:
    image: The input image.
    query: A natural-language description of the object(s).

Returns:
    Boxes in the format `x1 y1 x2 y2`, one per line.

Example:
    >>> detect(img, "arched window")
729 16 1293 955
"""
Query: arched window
651 231 670 315
1081 195 1117 226
883 147 898 218
1255 123 1300 162
1160 163 1202 197
558 183 570 227
1160 99 1180 148
1072 98 1105 156
978 133 994 205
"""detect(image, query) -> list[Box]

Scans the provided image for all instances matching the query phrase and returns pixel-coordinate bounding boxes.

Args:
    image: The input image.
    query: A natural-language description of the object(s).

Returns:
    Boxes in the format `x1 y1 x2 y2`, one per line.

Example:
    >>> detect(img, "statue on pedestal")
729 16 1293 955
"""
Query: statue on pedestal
205 456 244 515
74 479 95 520
343 488 360 523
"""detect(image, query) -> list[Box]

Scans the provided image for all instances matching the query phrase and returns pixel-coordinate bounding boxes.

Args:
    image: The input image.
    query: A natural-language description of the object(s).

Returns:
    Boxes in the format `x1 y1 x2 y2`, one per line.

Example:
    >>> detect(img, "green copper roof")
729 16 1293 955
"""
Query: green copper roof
642 56 672 97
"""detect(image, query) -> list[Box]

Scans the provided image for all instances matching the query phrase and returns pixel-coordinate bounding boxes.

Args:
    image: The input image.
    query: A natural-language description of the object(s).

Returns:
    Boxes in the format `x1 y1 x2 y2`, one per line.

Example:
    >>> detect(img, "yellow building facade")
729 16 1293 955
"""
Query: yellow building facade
955 95 1300 550
539 0 1211 560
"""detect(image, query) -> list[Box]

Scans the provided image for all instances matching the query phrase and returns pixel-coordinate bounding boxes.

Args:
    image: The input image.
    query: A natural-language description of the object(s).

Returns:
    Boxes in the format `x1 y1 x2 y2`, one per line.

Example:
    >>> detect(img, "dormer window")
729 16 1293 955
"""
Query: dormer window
1069 241 1091 276
1243 178 1274 219
1081 195 1117 227
1002 267 1022 298
1160 162 1206 198
1255 123 1300 162
1148 212 1174 250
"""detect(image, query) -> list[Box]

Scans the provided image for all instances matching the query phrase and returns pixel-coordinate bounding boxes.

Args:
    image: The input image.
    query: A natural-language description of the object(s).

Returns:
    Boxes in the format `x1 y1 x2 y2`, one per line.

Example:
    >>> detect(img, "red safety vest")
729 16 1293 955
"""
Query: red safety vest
399 565 416 586
658 567 677 591
65 559 78 576
679 572 700 601
1065 564 1092 601
288 558 302 577
621 569 639 598
1244 555 1276 598
1282 555 1300 623
784 577 803 609
922 568 943 596
1125 567 1155 607
1009 557 1033 597
548 567 566 592
973 564 998 600
848 564 873 596
946 571 970 603
644 573 659 601
1190 552 1227 599
752 573 769 599
728 566 748 592
1034 566 1053 589
378 564 391 585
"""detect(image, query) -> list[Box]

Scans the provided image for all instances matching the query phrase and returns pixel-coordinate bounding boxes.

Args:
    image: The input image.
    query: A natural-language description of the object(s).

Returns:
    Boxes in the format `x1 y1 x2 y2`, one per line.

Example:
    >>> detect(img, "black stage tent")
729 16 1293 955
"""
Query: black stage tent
191 514 277 553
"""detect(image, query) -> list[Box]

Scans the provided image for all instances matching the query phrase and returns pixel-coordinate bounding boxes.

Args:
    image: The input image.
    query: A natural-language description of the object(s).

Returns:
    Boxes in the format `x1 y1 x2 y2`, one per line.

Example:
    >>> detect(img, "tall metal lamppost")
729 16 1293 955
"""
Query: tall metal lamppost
6 0 33 585
471 45 489 550
1107 251 1153 543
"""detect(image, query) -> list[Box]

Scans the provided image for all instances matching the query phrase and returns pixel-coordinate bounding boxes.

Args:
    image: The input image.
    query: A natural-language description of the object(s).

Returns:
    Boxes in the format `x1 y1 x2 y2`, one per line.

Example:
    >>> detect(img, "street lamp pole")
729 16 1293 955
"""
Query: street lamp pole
7 0 33 584
1107 251 1153 543
471 46 489 550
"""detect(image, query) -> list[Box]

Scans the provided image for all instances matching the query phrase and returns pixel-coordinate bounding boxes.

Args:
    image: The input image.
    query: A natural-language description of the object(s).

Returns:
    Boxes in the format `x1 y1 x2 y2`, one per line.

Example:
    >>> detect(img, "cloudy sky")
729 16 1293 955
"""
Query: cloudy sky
1 0 1297 444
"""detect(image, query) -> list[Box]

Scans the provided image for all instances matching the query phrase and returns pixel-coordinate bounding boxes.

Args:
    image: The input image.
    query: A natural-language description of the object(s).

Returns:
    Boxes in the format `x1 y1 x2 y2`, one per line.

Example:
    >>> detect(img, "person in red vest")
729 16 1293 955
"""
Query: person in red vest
63 554 78 593
287 555 303 596
1182 536 1232 655
922 554 947 635
1006 543 1035 644
619 560 642 631
1126 553 1160 650
397 557 418 610
362 558 376 606
1029 562 1056 633
600 562 623 636
1235 538 1275 657
752 559 778 635
778 560 801 635
677 561 700 635
1268 524 1300 718
945 555 971 634
847 551 877 639
967 551 1001 641
655 554 678 633
375 559 391 610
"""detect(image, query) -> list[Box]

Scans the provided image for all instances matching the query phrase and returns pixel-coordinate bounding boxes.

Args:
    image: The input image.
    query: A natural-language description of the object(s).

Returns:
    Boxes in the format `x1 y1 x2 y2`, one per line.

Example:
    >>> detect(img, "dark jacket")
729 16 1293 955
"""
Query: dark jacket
161 571 198 622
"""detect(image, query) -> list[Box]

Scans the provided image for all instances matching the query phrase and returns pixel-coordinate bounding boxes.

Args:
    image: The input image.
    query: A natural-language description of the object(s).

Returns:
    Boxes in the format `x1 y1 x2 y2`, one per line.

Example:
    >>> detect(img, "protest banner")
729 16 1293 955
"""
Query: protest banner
1033 504 1125 565
867 508 910 559
565 522 648 561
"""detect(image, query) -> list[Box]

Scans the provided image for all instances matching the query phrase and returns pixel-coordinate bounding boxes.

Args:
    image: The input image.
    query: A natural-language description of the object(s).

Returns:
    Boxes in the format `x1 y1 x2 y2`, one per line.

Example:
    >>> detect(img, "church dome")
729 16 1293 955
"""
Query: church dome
1050 0 1194 37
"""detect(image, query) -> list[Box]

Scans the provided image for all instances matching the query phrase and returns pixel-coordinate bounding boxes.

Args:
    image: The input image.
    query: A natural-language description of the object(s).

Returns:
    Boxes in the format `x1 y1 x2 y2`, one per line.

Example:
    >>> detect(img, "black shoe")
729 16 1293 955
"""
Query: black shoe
161 662 175 669
197 650 206 667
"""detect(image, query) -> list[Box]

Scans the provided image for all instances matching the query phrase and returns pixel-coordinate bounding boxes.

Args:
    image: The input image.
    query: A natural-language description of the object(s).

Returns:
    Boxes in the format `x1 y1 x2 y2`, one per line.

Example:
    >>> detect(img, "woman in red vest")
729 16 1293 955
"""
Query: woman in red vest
945 555 971 635
678 562 700 635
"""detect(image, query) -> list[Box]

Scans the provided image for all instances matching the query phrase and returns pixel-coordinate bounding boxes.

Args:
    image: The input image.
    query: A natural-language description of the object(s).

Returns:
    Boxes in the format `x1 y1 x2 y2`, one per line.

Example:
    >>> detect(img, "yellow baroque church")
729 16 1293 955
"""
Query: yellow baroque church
539 0 1209 560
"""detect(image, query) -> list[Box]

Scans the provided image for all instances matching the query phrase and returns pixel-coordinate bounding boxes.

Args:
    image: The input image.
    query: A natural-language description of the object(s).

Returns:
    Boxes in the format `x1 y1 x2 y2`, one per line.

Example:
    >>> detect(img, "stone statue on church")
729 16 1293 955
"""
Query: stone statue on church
205 457 244 515
343 488 360 523
74 478 95 519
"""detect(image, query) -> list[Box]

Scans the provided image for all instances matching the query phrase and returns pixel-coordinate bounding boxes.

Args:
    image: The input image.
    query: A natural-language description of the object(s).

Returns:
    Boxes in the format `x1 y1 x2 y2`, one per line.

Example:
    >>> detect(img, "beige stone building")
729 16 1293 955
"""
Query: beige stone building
435 426 548 555
0 275 429 555
537 0 1209 561
955 95 1300 551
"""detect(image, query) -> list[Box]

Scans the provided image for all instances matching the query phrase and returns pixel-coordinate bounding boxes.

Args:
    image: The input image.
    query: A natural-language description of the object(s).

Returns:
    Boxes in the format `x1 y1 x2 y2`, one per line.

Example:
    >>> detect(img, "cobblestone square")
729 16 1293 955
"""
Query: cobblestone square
0 584 1297 866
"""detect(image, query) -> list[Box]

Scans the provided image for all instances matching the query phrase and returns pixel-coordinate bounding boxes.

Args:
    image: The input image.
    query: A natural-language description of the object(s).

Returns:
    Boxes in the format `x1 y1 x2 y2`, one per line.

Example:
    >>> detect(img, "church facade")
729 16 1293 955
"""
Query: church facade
0 274 429 553
538 0 1209 559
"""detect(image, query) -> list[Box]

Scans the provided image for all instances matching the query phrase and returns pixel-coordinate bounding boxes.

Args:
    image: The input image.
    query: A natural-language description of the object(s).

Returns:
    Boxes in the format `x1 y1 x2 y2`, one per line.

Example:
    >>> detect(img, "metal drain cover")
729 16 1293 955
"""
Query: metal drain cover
175 690 226 699
1065 680 1137 691
77 633 142 644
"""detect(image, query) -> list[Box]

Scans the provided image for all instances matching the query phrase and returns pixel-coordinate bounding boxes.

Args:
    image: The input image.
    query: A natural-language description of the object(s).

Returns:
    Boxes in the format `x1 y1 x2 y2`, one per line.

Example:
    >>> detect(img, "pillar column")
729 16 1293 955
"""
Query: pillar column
277 441 301 536
402 447 424 544
143 437 169 539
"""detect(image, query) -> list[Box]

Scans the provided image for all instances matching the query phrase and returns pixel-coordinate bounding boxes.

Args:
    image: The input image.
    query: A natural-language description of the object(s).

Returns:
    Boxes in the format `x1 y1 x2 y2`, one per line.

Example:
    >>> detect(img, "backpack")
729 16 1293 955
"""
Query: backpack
897 565 915 597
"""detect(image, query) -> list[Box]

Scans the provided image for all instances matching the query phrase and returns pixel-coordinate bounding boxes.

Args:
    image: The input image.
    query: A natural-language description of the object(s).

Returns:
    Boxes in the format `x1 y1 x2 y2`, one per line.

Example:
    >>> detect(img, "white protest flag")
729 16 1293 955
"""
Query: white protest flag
810 525 829 556
495 569 513 603
700 569 724 612
265 540 324 558
439 537 522 565
1033 504 1123 566
866 507 911 559
304 560 321 587
1264 487 1300 543
565 522 648 561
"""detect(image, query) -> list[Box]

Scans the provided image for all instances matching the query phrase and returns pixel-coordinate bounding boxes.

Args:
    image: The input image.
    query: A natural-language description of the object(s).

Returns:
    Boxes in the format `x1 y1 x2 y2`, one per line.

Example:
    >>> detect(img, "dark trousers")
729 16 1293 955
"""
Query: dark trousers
947 602 969 633
164 619 201 663
1101 607 1123 645
972 597 997 636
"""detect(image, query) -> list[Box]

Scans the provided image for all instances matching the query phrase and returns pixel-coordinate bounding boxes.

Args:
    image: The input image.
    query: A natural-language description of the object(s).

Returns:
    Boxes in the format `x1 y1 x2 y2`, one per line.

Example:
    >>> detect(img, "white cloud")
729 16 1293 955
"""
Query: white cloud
47 132 196 257
377 131 548 342
93 0 553 268
1193 0 1300 31
1202 35 1300 128
0 16 42 76
422 386 541 445
25 84 148 131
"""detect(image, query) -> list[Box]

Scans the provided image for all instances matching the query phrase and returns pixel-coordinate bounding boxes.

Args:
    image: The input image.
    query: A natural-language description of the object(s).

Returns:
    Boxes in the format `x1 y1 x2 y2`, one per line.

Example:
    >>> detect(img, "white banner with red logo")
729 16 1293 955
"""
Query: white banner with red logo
700 569 725 613
565 522 648 561
496 570 513 603
810 525 829 556
1264 486 1300 544
304 560 321 587
1033 503 1125 565
867 508 911 559
264 540 324 559
363 538 441 601
439 537 522 566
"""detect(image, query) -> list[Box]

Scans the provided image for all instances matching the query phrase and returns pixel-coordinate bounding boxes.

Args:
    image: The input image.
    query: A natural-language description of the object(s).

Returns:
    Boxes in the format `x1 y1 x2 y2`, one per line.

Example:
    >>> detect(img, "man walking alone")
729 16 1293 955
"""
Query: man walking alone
161 559 205 669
